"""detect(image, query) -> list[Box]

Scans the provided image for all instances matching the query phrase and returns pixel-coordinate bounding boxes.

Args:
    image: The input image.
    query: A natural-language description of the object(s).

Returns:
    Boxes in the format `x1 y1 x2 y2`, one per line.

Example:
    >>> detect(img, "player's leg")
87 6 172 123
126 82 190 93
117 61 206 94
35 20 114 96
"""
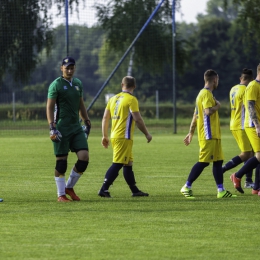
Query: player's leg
123 162 149 197
53 137 71 202
55 155 70 202
231 128 260 193
180 140 210 199
252 164 260 194
222 130 252 173
98 138 124 197
66 131 89 201
212 140 236 198
120 139 148 196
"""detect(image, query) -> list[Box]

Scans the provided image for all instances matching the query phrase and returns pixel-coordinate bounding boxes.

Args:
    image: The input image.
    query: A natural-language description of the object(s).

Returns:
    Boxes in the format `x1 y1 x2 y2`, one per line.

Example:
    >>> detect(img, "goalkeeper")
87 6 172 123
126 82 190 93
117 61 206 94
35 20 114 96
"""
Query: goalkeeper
46 57 91 202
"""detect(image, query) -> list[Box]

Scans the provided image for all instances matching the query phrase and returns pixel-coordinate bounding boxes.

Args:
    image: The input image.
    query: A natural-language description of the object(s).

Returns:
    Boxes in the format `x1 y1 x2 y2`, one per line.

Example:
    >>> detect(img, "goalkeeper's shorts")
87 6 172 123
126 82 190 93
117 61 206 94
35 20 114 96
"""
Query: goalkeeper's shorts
53 126 88 155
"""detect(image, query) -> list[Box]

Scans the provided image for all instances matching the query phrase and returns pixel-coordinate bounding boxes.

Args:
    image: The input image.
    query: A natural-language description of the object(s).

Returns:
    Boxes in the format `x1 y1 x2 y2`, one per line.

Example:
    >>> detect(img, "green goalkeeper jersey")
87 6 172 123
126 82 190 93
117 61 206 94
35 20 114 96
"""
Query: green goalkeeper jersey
48 76 83 127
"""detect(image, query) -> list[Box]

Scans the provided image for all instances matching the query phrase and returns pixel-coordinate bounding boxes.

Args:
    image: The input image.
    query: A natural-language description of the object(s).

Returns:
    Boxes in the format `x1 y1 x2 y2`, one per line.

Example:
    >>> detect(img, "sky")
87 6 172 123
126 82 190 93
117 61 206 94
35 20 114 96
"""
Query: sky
52 0 209 27
175 0 208 23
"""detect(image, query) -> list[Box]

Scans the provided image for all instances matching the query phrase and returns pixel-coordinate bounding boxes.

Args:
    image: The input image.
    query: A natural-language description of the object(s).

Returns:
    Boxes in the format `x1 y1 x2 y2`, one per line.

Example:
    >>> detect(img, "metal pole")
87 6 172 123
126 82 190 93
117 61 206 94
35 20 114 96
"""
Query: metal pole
156 90 159 119
12 91 15 122
172 0 177 134
65 0 69 56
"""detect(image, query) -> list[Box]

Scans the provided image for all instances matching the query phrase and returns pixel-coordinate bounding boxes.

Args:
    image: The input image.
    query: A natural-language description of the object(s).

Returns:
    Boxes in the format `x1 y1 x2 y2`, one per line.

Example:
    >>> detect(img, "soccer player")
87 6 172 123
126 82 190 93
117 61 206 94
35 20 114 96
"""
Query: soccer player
46 57 91 202
98 76 152 198
180 69 236 199
230 64 260 195
222 69 254 188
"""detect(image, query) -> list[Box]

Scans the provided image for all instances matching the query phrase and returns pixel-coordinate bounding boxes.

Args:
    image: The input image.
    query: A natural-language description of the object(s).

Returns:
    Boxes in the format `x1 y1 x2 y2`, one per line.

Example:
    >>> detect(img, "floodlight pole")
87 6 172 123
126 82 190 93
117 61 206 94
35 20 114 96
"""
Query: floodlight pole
65 0 69 56
172 0 177 134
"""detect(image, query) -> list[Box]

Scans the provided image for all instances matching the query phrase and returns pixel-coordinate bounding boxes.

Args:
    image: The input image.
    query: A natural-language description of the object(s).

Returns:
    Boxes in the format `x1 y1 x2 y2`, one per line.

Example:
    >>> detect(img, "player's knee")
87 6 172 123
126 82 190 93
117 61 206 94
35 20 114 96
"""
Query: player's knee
55 159 67 174
75 160 88 173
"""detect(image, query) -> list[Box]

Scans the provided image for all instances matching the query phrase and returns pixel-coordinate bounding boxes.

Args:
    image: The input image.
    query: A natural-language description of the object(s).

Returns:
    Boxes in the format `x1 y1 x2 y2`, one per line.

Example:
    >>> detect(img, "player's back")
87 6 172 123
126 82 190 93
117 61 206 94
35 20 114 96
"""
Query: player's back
230 84 246 130
195 88 221 140
107 92 138 140
244 80 260 128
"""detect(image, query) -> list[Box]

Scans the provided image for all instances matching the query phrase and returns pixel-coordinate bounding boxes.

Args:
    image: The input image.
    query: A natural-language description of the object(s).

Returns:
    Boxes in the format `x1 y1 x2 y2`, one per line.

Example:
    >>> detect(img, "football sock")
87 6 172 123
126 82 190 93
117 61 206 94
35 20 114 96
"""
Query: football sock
254 165 260 190
236 157 260 179
185 181 192 189
101 163 123 191
187 162 209 183
55 176 66 197
213 160 223 185
66 169 81 188
217 184 224 192
123 166 140 193
245 161 253 182
222 156 242 173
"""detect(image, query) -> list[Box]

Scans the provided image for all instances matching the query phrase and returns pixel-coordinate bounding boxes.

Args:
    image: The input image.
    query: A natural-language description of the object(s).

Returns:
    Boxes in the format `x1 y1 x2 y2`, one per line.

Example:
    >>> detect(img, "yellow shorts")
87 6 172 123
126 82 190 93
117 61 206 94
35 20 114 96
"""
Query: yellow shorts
198 139 224 163
111 138 133 164
245 127 260 152
231 129 252 152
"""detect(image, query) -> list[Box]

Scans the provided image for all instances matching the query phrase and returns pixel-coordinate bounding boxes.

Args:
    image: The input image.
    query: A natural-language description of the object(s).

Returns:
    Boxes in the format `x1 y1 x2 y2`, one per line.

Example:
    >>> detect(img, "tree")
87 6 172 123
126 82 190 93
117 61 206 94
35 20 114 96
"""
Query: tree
94 0 185 75
0 0 84 84
225 0 260 51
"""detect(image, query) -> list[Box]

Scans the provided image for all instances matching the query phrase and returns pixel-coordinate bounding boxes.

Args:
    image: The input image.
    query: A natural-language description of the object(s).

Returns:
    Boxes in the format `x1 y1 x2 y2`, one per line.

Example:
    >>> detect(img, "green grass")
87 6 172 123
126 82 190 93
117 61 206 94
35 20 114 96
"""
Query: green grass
0 127 259 259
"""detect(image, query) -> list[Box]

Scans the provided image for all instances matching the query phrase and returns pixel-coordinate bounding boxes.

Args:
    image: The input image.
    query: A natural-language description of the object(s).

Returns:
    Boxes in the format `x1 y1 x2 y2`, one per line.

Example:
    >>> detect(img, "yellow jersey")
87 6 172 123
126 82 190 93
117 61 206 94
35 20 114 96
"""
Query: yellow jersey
106 91 139 140
229 84 246 130
244 80 260 128
195 88 221 140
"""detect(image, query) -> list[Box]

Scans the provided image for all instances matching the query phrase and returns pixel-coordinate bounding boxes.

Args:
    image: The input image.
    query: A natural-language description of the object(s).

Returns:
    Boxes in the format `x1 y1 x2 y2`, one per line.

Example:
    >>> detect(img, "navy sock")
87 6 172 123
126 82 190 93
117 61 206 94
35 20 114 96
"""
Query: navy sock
187 162 209 184
213 160 223 185
123 166 140 193
101 163 123 191
236 157 260 179
222 156 242 173
254 164 260 190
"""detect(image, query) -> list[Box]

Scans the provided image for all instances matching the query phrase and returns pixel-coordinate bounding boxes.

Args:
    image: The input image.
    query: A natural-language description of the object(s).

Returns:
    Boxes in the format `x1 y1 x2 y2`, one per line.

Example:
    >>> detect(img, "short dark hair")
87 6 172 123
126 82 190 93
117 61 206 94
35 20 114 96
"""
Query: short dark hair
241 68 253 81
122 76 136 89
204 69 218 82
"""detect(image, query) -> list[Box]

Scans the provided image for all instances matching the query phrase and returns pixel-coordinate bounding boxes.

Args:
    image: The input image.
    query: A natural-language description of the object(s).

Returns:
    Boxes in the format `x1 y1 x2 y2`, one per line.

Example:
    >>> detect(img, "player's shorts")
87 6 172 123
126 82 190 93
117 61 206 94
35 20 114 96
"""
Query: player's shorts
231 129 252 152
111 138 133 164
245 127 260 152
198 139 224 163
53 124 88 156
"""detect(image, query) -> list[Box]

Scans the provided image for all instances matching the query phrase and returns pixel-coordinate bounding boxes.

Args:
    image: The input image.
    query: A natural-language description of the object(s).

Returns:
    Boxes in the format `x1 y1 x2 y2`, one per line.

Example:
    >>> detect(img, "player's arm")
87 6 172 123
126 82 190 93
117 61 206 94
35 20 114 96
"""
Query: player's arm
101 109 111 148
184 111 197 146
131 111 152 143
79 97 91 135
46 98 56 124
204 99 221 116
46 98 62 142
248 100 260 137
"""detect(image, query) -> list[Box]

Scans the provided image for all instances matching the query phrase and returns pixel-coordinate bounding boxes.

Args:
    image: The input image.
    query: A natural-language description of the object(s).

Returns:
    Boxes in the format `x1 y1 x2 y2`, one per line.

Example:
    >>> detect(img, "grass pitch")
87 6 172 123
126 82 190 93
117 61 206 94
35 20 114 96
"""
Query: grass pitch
0 127 259 259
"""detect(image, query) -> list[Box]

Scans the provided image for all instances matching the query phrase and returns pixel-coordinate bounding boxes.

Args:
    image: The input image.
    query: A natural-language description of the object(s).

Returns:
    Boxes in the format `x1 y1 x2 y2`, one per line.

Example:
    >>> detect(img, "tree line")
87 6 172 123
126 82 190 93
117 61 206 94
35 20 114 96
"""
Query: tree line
0 0 260 104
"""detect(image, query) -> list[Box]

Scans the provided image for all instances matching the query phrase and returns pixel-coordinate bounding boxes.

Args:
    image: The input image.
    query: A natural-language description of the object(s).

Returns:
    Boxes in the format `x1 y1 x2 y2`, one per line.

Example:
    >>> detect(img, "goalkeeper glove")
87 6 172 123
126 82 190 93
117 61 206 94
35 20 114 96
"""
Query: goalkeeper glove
49 122 62 143
82 119 91 139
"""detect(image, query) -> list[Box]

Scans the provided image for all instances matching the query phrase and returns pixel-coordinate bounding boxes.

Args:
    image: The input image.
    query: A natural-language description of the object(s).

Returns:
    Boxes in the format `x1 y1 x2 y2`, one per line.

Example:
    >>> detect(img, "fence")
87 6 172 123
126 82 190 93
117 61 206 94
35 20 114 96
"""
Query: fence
1 0 180 132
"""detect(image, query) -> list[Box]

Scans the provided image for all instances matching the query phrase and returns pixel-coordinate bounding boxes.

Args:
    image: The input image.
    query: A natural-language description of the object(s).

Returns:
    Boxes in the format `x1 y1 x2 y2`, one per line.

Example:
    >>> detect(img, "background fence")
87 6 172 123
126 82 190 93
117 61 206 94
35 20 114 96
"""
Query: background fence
1 0 180 132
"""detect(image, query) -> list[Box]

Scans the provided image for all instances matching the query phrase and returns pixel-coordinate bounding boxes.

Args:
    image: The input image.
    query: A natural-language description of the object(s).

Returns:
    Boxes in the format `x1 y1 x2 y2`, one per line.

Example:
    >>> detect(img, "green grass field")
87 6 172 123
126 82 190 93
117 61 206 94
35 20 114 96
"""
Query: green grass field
0 125 259 259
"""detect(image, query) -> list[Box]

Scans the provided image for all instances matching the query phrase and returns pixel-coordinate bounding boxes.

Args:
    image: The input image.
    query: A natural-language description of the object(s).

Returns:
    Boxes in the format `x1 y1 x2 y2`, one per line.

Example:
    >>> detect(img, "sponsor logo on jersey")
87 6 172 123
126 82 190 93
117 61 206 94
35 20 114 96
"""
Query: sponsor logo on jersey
63 86 67 90
75 86 79 91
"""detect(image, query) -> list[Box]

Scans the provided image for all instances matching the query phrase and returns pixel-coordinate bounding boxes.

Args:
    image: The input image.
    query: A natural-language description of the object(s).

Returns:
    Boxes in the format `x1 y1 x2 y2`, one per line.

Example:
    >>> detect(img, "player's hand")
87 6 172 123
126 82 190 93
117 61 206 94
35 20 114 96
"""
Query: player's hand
184 133 193 146
256 124 260 138
101 137 109 148
84 120 91 136
146 133 152 143
49 123 62 143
